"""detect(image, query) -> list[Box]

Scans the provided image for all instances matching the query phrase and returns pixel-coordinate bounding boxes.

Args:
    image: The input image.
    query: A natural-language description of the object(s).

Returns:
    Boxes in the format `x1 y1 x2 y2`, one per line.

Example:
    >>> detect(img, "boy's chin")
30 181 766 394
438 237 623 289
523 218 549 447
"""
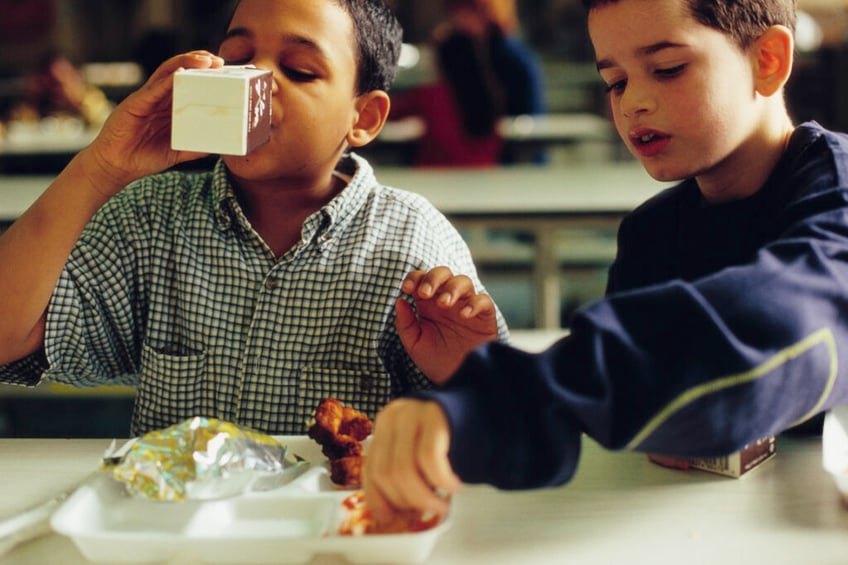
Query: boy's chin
222 146 272 167
639 161 688 183
222 151 283 180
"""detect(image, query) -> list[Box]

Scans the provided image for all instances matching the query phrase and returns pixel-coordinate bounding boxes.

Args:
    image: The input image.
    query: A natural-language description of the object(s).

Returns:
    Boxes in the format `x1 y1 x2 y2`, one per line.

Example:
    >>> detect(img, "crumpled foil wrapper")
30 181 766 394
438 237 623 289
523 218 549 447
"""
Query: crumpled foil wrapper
103 417 309 501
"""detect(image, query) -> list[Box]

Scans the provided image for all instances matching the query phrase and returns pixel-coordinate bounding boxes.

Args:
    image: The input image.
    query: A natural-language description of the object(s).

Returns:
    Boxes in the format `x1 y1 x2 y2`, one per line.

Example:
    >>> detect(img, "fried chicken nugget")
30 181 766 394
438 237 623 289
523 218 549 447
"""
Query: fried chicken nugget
330 455 363 487
308 398 345 445
308 398 373 488
320 435 363 461
339 407 373 441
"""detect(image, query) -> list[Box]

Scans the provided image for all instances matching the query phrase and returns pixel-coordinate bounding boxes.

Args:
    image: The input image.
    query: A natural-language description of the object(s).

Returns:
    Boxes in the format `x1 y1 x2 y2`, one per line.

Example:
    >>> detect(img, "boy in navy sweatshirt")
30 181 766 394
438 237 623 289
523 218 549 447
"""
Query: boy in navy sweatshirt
364 0 848 524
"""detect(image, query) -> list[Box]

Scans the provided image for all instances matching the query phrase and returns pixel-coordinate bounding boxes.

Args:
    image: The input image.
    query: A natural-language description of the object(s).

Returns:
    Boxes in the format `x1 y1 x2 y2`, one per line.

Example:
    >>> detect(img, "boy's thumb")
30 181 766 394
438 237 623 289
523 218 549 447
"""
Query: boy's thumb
394 298 417 333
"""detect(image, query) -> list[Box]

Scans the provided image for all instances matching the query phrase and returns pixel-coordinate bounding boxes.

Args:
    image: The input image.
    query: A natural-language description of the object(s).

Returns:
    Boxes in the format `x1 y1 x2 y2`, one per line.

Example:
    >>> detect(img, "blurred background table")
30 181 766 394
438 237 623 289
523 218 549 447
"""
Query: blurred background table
378 162 668 328
368 112 620 166
0 123 99 174
0 162 667 329
376 112 616 144
0 174 53 224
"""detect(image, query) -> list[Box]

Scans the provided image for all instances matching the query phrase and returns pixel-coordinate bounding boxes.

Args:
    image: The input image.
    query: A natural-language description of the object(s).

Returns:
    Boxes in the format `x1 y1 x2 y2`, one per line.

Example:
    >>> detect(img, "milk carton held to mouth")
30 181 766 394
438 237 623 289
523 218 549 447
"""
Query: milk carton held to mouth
171 65 272 156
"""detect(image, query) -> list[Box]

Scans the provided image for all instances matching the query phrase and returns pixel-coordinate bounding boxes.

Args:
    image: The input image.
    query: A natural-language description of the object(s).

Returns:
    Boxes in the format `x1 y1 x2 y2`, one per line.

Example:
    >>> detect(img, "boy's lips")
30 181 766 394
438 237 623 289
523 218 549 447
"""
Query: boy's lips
629 128 670 158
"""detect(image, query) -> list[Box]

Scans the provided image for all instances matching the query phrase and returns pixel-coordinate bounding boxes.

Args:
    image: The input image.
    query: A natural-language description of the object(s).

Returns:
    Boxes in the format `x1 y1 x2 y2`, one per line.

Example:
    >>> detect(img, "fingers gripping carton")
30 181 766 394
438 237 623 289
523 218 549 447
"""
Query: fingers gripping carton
172 66 272 156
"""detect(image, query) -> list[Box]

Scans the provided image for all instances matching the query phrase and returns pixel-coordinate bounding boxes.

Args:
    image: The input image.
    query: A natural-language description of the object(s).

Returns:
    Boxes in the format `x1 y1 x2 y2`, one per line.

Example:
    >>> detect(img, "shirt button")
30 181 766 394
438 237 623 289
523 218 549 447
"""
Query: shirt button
359 376 374 393
265 277 280 290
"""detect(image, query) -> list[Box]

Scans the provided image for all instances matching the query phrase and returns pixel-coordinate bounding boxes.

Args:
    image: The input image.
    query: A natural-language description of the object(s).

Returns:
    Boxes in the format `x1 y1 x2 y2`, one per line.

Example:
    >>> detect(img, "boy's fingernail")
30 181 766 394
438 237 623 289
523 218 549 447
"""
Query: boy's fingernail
420 283 432 297
460 306 473 318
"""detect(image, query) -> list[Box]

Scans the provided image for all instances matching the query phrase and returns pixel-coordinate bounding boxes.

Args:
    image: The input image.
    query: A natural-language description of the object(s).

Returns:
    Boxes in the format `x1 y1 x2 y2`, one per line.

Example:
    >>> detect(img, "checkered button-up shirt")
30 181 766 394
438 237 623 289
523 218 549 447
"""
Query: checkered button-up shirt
1 153 508 436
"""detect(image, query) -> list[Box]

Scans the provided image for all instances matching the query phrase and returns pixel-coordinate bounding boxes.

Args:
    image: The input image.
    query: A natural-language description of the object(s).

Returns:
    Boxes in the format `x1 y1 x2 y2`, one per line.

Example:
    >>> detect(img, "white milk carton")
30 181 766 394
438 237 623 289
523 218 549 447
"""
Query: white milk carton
171 65 272 155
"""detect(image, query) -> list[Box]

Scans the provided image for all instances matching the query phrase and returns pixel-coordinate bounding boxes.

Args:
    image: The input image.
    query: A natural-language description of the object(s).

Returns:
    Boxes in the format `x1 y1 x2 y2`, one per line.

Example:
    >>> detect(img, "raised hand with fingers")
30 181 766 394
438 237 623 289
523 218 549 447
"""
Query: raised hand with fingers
82 51 224 194
395 266 499 384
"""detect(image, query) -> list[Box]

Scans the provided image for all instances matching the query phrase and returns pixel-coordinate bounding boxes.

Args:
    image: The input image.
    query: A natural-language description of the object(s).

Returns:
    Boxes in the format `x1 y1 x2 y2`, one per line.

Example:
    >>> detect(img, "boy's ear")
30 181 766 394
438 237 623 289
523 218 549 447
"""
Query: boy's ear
347 90 390 148
752 25 794 97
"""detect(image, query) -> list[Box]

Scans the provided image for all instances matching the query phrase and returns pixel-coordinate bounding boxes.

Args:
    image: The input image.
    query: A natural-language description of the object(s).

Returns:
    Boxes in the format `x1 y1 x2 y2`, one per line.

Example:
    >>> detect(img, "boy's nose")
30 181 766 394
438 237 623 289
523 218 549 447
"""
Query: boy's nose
620 84 655 118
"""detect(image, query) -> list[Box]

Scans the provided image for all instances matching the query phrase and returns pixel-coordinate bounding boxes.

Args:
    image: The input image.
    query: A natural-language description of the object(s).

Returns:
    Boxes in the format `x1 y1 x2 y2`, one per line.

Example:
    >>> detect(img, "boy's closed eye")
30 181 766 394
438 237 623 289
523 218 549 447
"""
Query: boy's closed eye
601 62 687 94
277 49 328 83
600 70 626 94
218 56 319 83
654 64 686 78
283 67 318 82
604 79 626 94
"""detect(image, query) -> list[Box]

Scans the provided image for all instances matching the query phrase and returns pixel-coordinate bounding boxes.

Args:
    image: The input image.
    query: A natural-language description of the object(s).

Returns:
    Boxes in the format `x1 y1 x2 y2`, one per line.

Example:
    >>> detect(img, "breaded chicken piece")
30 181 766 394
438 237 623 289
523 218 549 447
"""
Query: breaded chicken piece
339 407 372 441
308 398 345 445
330 455 363 487
308 398 373 488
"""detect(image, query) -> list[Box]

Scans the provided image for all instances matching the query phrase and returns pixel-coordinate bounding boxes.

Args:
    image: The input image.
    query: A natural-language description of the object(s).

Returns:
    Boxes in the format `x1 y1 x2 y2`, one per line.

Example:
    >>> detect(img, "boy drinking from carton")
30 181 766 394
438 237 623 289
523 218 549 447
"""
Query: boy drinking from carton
363 0 848 523
0 0 507 437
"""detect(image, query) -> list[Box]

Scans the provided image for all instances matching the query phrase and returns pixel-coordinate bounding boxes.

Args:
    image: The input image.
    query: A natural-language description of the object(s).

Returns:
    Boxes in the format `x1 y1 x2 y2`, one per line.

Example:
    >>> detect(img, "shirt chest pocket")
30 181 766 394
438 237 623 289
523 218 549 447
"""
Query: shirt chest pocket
133 342 209 435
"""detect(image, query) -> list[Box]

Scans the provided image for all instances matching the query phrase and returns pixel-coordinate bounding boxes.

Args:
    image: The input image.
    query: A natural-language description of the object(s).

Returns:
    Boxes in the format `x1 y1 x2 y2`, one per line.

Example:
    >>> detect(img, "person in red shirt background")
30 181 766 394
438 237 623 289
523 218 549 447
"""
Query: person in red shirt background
388 0 546 167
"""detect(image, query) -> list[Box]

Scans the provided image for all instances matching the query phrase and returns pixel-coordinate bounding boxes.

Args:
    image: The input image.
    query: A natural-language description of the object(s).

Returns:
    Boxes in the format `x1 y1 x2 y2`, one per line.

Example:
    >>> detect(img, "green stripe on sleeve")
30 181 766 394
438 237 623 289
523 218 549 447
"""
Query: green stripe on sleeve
627 328 837 449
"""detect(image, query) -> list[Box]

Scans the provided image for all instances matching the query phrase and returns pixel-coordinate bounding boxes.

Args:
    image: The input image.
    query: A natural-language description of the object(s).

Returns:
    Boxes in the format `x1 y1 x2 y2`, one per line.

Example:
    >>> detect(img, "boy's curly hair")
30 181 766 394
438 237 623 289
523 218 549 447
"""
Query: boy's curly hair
334 0 403 94
581 0 797 49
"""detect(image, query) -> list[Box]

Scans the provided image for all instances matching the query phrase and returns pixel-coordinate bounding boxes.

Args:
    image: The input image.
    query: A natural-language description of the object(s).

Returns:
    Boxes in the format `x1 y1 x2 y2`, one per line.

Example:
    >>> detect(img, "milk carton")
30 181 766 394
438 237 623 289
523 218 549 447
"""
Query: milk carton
171 66 272 155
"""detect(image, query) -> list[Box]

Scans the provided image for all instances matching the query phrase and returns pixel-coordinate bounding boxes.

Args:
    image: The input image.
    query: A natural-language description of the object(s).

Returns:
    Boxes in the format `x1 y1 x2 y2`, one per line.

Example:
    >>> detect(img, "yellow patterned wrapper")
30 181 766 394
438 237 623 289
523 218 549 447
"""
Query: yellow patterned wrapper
105 417 308 501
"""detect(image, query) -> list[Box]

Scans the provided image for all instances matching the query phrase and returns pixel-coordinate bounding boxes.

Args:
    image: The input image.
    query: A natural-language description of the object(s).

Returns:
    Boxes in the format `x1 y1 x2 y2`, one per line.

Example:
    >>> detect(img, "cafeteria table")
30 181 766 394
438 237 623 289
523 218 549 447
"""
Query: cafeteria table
1 432 846 564
0 114 612 166
376 113 615 147
0 161 668 329
354 112 622 166
0 127 98 158
0 125 99 175
377 162 669 327
0 333 843 564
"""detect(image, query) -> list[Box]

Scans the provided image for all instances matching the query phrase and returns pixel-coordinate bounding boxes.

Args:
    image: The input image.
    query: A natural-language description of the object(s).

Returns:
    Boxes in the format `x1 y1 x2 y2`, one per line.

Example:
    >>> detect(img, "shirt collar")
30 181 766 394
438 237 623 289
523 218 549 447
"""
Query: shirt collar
212 153 378 245
315 153 375 243
213 158 240 231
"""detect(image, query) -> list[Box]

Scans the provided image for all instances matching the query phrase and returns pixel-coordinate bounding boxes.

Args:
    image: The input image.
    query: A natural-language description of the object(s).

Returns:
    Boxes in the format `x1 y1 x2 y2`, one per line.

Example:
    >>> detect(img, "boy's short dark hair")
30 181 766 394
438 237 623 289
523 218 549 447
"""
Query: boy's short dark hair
581 0 797 49
334 0 403 94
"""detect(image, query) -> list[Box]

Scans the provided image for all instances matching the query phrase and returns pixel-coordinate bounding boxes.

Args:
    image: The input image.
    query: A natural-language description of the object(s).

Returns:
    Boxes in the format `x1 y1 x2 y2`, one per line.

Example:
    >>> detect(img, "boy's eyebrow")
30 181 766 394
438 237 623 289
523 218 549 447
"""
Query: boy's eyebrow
221 27 329 58
223 27 251 41
596 41 687 71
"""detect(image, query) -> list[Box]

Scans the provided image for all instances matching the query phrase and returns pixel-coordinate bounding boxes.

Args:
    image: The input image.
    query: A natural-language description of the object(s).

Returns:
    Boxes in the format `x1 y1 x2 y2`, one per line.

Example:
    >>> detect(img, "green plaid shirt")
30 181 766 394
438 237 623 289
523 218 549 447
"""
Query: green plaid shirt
1 154 508 436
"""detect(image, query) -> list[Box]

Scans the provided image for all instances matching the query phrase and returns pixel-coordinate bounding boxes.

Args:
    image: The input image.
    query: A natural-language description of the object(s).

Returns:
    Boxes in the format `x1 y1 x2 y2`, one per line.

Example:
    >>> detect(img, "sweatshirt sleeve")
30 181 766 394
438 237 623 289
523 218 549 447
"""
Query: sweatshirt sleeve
425 203 848 490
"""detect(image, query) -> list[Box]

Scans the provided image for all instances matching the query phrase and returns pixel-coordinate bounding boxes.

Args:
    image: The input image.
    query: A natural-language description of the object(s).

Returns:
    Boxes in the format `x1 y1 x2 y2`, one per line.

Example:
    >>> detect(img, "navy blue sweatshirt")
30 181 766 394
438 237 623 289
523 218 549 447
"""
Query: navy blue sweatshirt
423 122 848 489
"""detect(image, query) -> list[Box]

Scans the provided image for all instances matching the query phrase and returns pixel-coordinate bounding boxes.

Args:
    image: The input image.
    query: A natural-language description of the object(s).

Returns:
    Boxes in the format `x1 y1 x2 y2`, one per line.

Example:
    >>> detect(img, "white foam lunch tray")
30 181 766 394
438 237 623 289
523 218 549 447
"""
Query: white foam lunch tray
50 435 450 564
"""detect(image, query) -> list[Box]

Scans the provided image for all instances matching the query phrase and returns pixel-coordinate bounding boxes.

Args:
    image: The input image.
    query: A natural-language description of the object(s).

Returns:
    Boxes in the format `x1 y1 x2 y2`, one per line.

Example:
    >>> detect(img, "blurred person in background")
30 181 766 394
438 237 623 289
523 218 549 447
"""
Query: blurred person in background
482 0 548 163
5 51 113 131
388 0 546 167
476 0 547 123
